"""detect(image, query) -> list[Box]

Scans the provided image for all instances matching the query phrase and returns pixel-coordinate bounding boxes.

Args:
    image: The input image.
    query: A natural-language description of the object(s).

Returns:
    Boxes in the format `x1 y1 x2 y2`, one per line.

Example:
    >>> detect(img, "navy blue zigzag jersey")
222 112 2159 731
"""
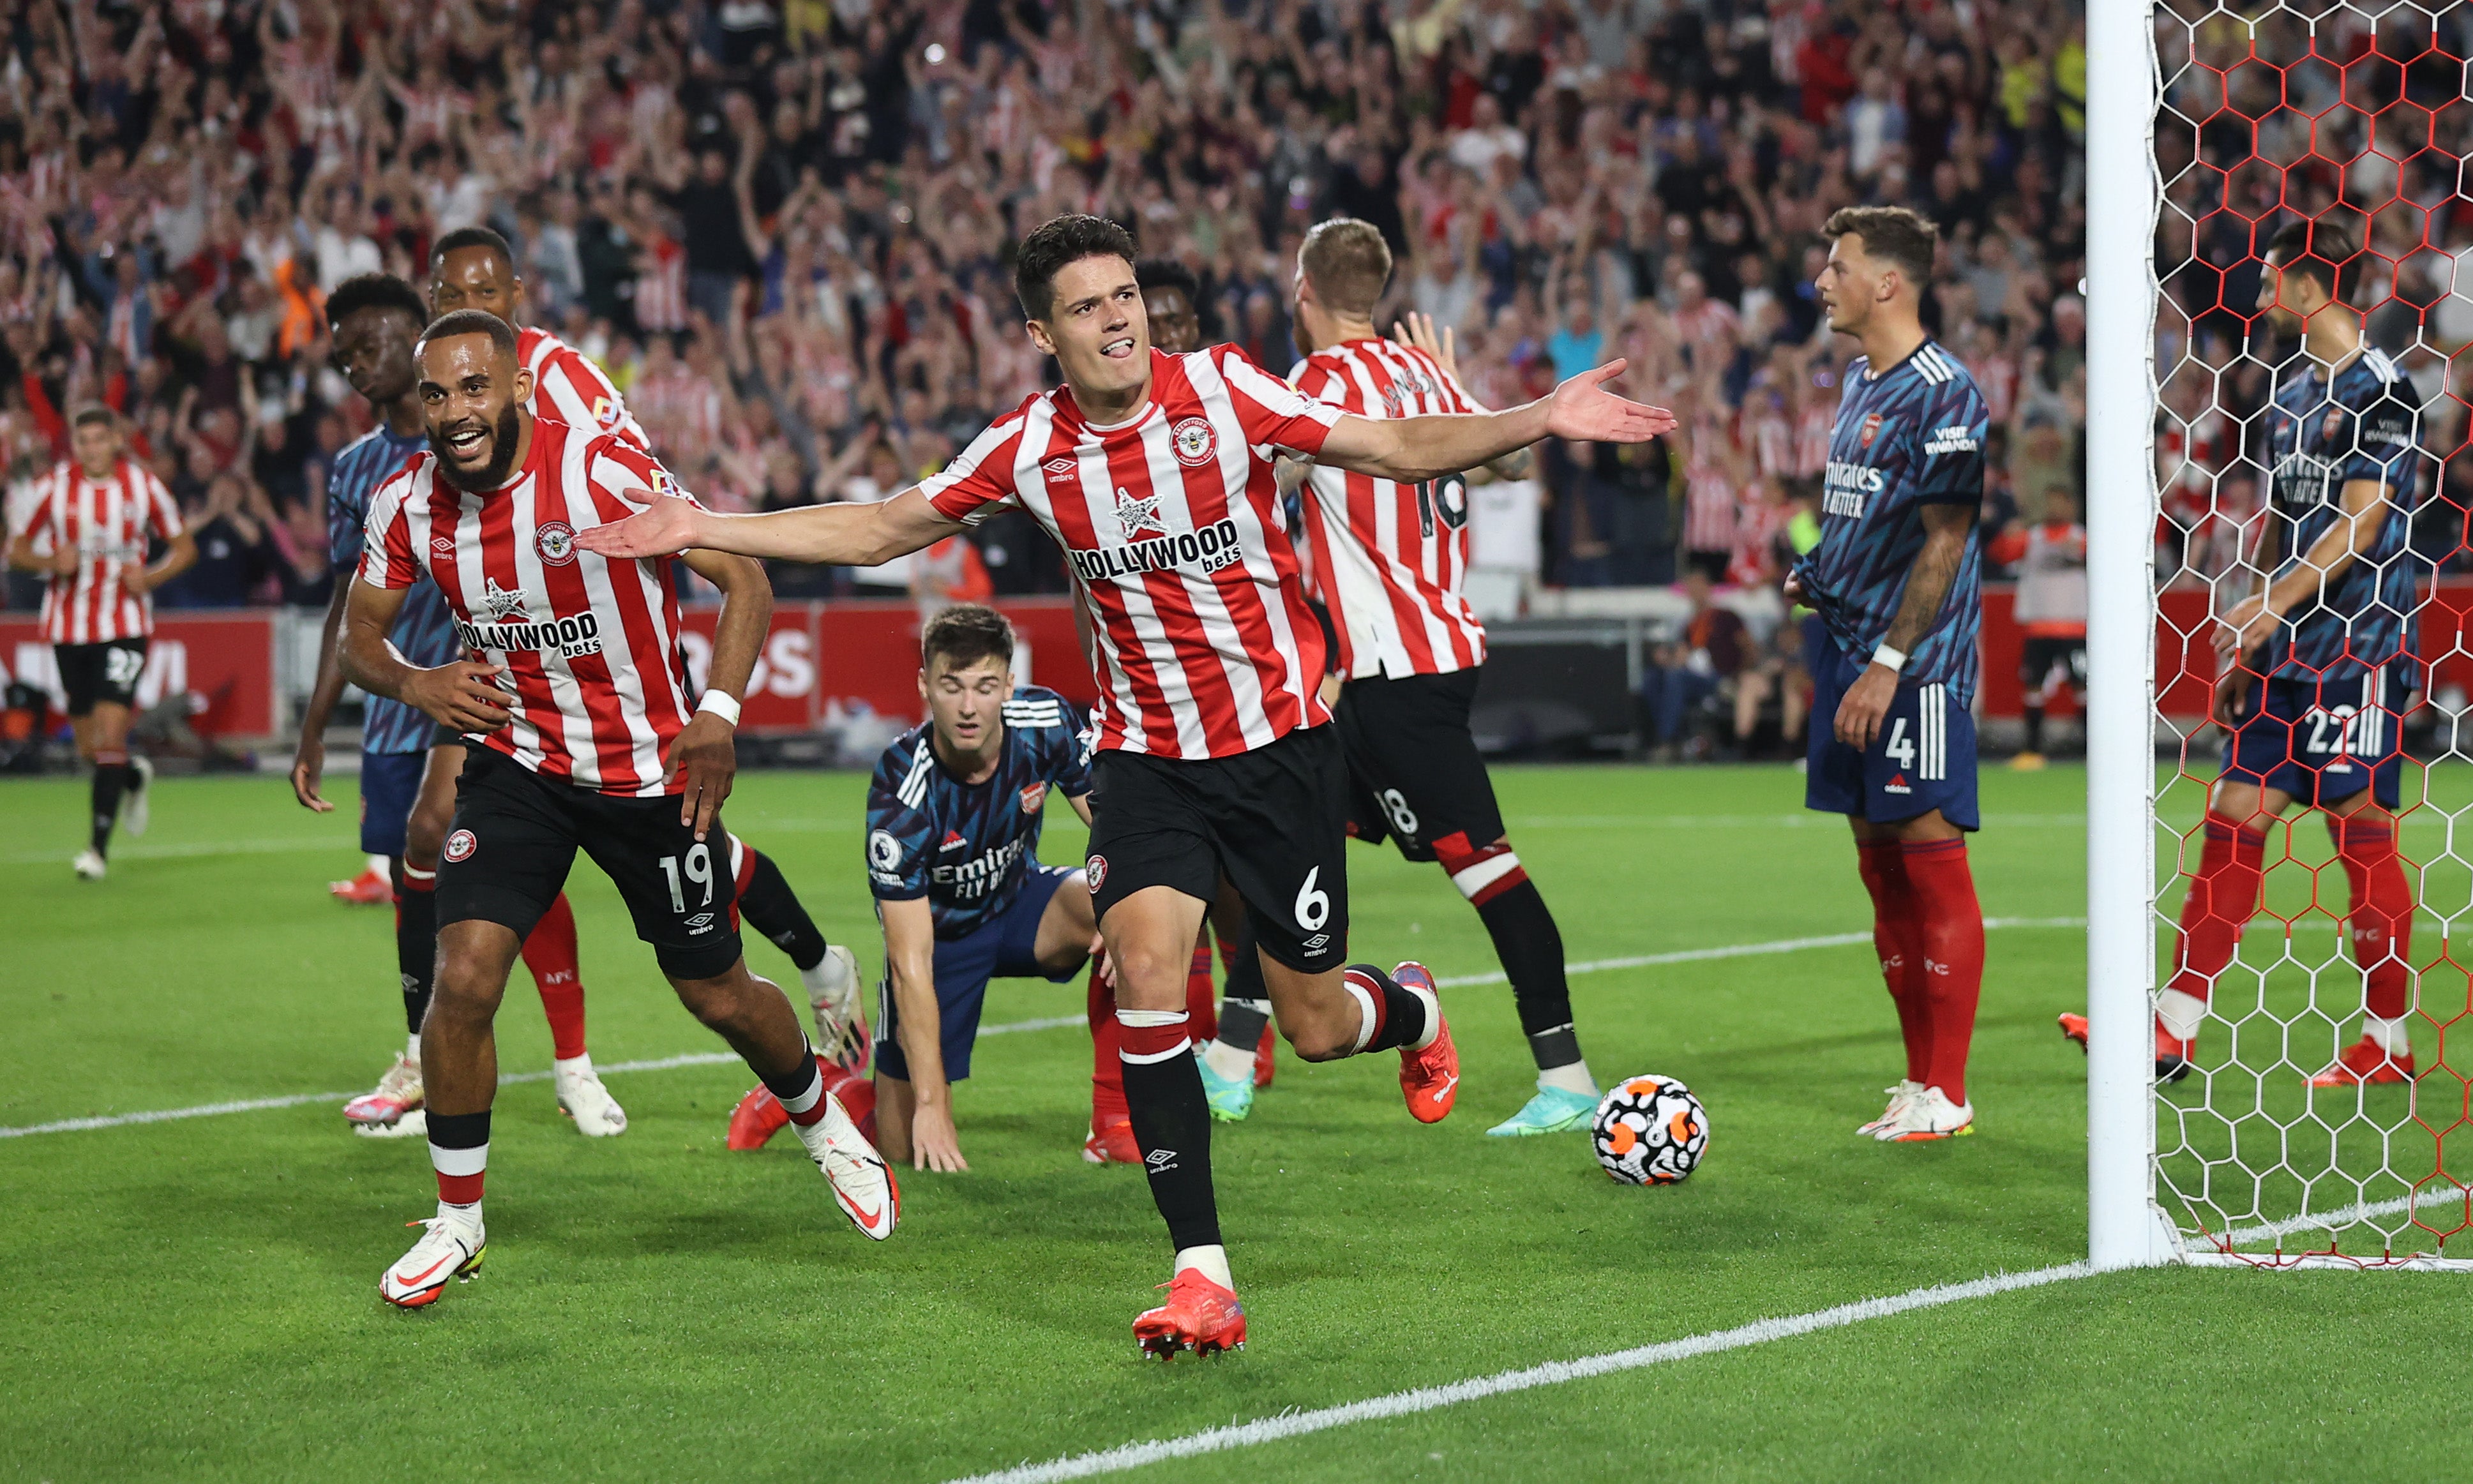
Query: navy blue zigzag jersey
1795 340 1990 705
2260 342 2425 682
864 687 1095 940
328 424 455 754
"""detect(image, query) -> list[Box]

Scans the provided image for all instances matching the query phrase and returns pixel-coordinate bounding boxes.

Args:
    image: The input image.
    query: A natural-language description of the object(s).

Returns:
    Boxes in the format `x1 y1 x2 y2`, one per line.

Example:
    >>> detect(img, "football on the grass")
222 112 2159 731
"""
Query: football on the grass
1592 1076 1708 1185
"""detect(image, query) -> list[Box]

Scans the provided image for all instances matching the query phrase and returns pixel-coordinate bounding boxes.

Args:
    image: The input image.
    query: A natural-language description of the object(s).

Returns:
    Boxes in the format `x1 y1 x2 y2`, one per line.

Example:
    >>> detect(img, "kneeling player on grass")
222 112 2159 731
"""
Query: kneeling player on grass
1789 206 1992 1143
2060 220 2426 1088
578 214 1673 1354
343 310 894 1308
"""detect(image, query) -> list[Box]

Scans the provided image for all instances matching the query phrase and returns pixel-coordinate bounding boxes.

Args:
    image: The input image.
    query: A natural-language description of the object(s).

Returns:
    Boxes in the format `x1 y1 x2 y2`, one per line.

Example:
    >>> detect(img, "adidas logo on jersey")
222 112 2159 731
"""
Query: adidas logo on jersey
940 830 968 852
1884 773 1912 795
1067 518 1244 584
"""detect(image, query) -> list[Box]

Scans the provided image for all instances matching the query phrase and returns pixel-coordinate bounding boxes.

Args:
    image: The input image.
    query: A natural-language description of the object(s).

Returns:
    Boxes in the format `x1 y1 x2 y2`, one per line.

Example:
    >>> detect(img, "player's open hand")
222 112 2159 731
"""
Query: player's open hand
1835 661 1899 749
575 493 700 559
1544 361 1679 444
668 710 736 842
2213 592 2279 659
405 660 513 734
117 565 154 596
290 732 331 813
910 1099 969 1173
1391 310 1461 385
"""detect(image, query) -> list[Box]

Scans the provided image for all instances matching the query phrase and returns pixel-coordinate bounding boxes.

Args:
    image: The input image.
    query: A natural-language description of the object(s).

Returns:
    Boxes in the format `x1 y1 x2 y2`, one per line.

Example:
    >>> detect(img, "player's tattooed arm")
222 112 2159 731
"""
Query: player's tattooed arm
2214 477 2390 662
1318 361 1677 484
338 578 513 734
1833 502 1976 749
668 548 770 841
575 485 966 568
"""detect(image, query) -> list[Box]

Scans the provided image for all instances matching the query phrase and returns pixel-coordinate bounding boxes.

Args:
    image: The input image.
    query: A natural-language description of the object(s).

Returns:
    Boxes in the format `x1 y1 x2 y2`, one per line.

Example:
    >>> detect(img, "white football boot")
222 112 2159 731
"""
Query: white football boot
803 945 869 1072
71 848 107 881
380 1211 486 1308
1856 1079 1923 1137
553 1055 629 1136
345 1055 424 1127
121 755 153 836
795 1090 899 1240
1872 1085 1975 1142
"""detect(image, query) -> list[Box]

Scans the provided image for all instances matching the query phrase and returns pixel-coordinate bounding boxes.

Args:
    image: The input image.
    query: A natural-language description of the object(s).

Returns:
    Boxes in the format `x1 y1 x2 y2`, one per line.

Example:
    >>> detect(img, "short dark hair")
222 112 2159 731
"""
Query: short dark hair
1298 218 1394 317
326 273 429 333
1821 206 1939 293
2266 218 2363 304
416 308 519 362
1014 214 1138 322
432 225 517 274
1135 257 1200 304
70 405 116 431
921 603 1014 672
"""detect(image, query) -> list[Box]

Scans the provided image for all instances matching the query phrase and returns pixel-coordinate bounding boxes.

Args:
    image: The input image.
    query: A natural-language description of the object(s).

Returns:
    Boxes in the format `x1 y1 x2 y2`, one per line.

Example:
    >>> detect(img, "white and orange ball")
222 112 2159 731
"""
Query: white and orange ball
1591 1075 1709 1185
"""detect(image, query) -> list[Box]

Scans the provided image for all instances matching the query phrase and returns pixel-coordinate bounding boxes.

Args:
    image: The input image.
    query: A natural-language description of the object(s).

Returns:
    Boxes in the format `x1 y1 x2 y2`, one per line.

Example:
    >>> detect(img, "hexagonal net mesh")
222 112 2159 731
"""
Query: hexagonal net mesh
2151 0 2473 1266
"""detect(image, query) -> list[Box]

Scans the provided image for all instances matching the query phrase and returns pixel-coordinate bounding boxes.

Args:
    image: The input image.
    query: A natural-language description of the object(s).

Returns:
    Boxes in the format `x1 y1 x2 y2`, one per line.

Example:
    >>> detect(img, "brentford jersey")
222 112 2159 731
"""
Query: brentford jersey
358 416 700 796
1289 338 1487 679
519 326 649 451
921 346 1343 760
24 458 184 645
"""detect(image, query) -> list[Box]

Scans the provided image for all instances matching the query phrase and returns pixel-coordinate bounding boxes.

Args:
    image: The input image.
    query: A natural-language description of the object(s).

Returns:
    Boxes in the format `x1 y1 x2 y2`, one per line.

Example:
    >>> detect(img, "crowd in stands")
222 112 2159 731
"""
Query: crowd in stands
4 0 2464 675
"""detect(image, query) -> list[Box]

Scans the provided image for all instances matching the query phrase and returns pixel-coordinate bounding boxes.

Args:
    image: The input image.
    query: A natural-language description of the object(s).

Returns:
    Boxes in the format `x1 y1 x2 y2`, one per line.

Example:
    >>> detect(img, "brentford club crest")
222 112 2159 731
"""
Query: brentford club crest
444 828 477 862
535 520 578 566
1019 782 1048 814
1085 854 1108 890
1171 417 1218 468
1860 412 1885 449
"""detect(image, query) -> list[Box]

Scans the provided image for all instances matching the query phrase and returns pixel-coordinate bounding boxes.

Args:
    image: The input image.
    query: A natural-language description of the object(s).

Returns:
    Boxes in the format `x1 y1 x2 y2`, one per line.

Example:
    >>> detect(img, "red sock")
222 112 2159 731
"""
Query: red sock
2167 815 2268 1005
1901 837 1985 1106
1855 839 1928 1083
1185 934 1218 1040
1214 923 1237 976
522 893 588 1060
2330 815 2414 1021
1089 959 1127 1124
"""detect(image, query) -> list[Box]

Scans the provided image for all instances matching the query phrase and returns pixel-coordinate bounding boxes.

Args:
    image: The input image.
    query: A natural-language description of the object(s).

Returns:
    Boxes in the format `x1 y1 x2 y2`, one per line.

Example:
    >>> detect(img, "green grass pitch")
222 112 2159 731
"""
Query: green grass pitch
6 763 2473 1481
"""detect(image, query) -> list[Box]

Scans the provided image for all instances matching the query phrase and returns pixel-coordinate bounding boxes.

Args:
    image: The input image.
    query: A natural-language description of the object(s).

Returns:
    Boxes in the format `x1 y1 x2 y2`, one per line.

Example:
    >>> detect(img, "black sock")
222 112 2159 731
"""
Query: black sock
426 1109 490 1149
1474 880 1583 1070
1215 996 1271 1052
89 762 127 855
1347 964 1432 1054
738 848 829 971
2024 703 2045 753
394 858 437 1037
758 1045 823 1104
1120 1045 1221 1250
1220 926 1265 1001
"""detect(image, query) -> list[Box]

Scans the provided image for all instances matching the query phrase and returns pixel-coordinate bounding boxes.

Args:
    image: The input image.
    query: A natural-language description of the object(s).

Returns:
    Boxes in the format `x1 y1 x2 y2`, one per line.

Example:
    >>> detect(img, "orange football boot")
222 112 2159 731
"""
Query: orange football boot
727 1083 790 1150
2056 1012 2192 1083
2306 1037 2416 1088
330 866 395 905
1390 962 1457 1123
1134 1269 1247 1359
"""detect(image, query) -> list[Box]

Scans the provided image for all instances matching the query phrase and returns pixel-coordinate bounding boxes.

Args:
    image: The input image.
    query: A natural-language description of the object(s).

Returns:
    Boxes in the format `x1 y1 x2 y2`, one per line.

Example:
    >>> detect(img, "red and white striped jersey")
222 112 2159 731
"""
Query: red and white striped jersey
518 326 648 451
358 416 700 797
1289 338 1488 679
921 345 1342 760
22 458 184 645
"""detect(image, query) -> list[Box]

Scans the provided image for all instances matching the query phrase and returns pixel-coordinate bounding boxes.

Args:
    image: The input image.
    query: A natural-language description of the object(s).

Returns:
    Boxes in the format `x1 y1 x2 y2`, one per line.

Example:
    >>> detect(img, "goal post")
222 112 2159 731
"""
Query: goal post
2091 0 2472 1269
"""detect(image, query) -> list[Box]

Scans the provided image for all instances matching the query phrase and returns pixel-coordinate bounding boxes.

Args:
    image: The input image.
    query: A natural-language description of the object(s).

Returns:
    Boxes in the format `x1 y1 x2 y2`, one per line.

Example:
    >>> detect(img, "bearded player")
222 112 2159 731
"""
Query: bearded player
2062 219 2425 1088
580 214 1673 1354
1278 218 1598 1136
345 311 894 1307
1786 206 1992 1143
6 407 196 879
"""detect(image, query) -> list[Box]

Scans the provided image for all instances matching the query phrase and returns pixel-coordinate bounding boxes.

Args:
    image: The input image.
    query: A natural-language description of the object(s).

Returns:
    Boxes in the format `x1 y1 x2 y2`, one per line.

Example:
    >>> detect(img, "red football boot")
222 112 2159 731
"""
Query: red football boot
1082 1113 1141 1164
1254 1021 1276 1088
1133 1269 1247 1359
727 1084 789 1150
2306 1037 2416 1089
1390 962 1457 1123
2056 1012 2193 1084
329 866 395 905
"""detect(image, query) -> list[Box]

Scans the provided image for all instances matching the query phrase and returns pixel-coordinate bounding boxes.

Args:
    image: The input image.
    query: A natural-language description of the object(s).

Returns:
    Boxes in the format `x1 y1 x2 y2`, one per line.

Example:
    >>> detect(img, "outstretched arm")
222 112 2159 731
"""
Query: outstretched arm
574 484 966 566
1314 361 1674 486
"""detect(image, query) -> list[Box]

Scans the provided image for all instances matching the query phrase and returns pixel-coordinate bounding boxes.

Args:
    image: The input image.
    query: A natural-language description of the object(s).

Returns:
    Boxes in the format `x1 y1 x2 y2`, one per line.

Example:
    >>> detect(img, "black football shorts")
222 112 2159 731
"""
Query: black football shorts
436 745 744 980
1334 668 1507 862
1083 723 1350 975
54 638 148 717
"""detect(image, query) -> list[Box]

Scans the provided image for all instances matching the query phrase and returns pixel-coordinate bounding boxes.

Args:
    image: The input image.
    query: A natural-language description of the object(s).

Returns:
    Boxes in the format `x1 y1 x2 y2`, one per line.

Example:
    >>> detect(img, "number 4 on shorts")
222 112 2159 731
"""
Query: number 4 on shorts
1884 718 1916 770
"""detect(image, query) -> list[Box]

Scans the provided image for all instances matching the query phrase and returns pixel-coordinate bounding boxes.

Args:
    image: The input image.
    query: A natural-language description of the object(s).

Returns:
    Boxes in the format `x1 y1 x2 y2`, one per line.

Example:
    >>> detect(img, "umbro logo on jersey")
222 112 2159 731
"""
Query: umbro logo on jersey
481 578 531 620
1860 412 1885 448
1145 1147 1177 1172
940 830 969 852
1043 456 1078 481
534 520 578 566
1170 417 1218 468
1114 486 1168 539
430 536 458 557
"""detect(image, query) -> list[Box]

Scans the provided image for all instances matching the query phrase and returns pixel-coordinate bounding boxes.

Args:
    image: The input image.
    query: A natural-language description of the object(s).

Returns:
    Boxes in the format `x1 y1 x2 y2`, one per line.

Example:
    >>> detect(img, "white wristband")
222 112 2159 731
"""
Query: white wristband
1871 644 1909 675
696 691 742 726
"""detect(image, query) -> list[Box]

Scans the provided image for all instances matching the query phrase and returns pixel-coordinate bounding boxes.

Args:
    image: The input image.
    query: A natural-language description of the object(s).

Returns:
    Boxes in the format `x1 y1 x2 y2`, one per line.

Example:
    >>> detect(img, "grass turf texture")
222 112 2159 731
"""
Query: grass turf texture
6 763 2473 1481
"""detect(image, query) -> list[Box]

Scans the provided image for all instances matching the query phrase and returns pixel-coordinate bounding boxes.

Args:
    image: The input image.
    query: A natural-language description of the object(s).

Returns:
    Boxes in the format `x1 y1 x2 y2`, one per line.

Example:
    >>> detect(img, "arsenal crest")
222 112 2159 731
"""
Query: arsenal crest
1171 416 1218 468
1019 782 1048 814
2321 407 2344 442
535 520 578 566
1860 412 1885 449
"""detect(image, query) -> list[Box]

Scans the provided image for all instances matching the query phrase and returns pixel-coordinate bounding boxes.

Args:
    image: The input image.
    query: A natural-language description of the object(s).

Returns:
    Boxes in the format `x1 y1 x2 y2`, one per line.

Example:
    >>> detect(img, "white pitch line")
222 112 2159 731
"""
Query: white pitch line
945 1263 2097 1484
2215 1185 2473 1247
1429 915 2085 989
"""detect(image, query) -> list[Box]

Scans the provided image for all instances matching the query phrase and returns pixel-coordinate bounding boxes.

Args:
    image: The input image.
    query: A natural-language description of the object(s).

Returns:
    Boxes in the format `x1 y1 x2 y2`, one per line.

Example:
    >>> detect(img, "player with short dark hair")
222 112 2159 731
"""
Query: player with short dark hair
430 226 649 448
6 407 197 880
1136 259 1204 356
1272 217 1599 1137
1789 204 1994 1142
2062 218 2426 1089
579 211 1674 1355
347 313 895 1308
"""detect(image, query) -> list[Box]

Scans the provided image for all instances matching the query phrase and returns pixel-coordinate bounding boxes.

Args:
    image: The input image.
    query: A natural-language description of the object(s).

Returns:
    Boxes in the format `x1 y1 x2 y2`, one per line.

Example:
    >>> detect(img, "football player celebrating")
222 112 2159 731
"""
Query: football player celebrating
2062 219 2425 1088
1282 218 1598 1136
1787 206 1993 1143
345 311 894 1308
578 214 1673 1354
6 407 195 880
